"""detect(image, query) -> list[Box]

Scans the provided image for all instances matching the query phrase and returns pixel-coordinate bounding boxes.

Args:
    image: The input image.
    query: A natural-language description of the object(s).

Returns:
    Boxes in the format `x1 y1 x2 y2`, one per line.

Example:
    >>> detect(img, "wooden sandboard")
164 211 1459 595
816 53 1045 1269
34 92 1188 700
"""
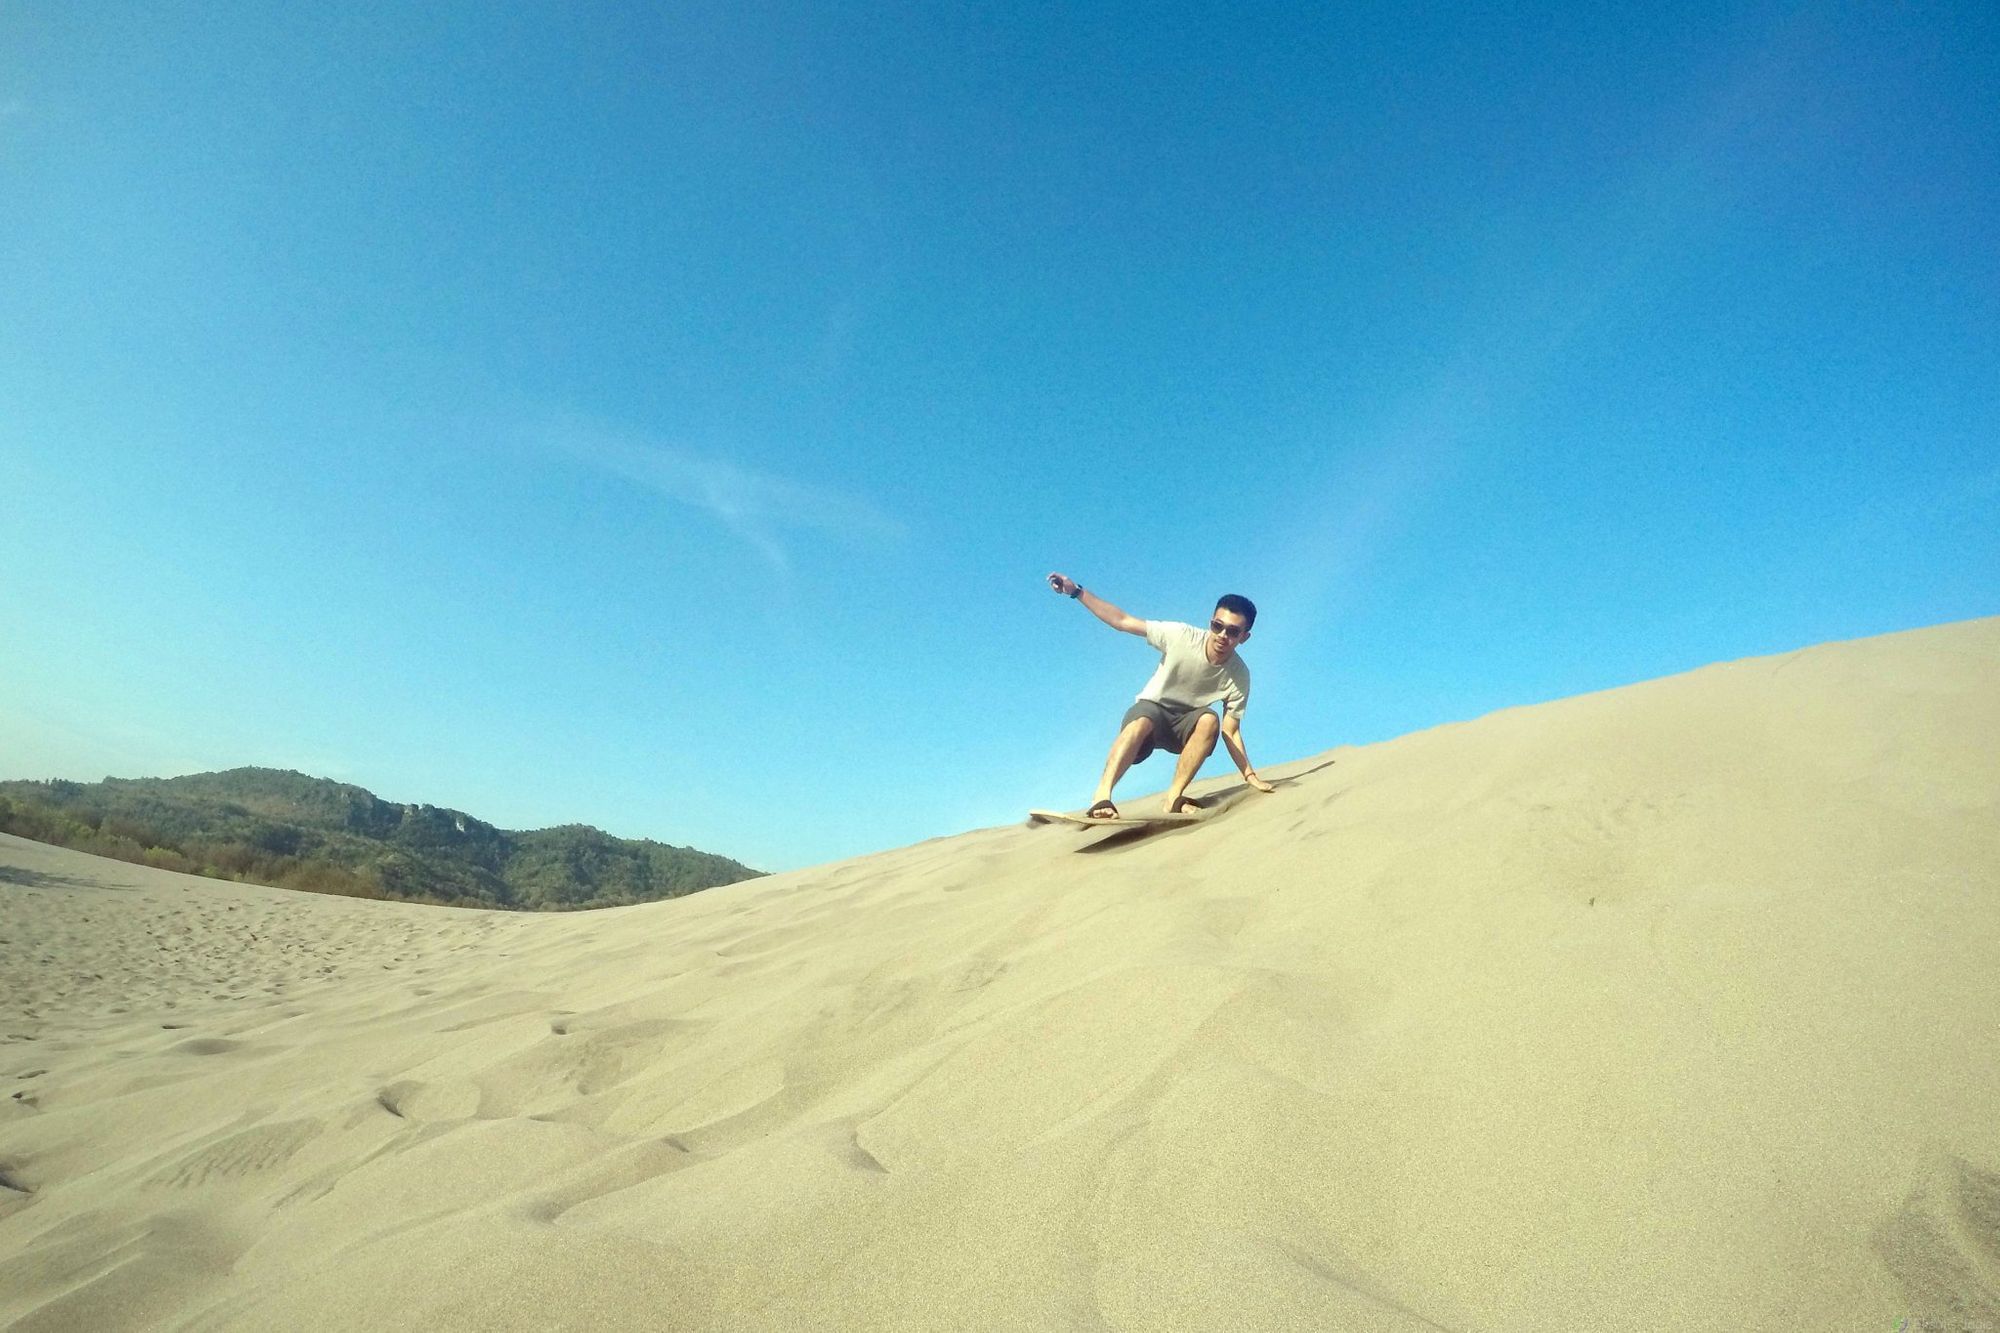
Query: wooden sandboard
1027 808 1205 828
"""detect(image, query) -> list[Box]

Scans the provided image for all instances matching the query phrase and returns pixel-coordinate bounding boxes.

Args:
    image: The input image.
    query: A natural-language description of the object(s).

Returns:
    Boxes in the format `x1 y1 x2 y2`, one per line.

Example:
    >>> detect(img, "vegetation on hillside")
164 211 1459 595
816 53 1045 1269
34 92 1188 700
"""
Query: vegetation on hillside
0 768 763 910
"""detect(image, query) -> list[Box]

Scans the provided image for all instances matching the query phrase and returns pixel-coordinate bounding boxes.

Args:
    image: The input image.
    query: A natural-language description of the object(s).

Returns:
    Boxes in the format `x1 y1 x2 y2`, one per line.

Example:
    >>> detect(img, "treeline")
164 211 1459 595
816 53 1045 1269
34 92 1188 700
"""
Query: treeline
0 770 763 910
0 790 393 900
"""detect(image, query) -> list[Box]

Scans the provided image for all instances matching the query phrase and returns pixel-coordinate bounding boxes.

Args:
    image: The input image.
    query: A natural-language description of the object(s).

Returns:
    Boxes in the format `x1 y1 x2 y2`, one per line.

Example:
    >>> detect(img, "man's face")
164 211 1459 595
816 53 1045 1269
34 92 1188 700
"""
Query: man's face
1207 608 1251 659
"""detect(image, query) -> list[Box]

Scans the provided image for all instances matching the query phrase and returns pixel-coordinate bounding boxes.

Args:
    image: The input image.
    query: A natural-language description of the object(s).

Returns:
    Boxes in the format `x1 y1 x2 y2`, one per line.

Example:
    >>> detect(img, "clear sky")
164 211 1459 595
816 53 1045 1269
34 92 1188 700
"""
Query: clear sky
3 2 1995 873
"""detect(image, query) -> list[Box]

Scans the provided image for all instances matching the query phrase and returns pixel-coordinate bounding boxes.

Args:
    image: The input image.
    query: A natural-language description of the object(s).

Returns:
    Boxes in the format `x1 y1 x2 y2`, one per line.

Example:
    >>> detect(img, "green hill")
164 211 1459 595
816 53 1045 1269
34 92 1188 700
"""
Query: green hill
0 767 763 910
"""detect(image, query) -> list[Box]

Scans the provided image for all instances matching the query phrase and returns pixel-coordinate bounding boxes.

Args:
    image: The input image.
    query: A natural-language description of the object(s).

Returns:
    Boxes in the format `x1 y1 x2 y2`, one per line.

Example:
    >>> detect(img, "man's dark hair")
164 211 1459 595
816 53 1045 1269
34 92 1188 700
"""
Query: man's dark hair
1215 593 1257 630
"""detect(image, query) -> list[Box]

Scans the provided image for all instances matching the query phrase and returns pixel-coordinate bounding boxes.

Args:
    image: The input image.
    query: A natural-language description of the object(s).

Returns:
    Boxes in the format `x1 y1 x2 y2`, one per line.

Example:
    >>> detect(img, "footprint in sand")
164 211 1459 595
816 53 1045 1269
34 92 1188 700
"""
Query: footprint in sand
1876 1153 2000 1322
468 1016 698 1119
375 1079 482 1123
0 1165 33 1219
169 1037 240 1056
143 1117 321 1190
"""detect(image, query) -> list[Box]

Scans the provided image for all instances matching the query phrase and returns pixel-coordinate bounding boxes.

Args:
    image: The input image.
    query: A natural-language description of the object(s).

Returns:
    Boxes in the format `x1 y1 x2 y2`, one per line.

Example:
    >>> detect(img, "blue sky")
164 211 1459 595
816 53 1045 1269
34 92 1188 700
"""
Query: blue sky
3 2 1995 873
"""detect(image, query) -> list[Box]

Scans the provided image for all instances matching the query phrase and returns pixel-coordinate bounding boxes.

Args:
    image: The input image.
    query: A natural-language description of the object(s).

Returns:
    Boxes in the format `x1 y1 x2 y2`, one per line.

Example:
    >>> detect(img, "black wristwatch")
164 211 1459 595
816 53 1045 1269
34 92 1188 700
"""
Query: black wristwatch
1069 583 1083 598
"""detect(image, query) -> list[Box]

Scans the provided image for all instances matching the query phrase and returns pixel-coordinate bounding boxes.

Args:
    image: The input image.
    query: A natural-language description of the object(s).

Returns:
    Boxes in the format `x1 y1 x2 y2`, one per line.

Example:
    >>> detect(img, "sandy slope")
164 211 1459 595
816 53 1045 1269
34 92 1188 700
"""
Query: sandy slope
2 616 1997 1331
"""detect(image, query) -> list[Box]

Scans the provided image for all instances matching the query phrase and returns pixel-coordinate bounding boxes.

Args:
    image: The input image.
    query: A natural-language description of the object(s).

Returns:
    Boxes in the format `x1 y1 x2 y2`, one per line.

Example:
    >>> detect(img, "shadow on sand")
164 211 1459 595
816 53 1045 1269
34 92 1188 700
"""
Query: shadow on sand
0 864 122 891
1072 761 1337 855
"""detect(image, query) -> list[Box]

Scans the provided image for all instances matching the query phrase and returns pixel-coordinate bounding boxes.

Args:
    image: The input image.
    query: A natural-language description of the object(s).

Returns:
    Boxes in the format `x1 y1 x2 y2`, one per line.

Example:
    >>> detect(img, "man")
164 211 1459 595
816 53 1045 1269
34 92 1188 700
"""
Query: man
1046 572 1279 818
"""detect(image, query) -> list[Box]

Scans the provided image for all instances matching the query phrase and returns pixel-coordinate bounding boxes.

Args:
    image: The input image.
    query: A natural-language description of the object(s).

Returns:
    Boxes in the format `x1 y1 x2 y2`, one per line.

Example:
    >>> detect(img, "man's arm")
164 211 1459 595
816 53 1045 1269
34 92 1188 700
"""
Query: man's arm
1221 715 1278 793
1047 572 1147 636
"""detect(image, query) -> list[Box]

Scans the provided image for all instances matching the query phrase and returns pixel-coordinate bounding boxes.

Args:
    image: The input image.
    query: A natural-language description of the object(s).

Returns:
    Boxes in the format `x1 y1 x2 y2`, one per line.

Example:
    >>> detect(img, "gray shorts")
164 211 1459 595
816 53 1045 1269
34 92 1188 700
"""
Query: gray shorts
1120 699 1217 763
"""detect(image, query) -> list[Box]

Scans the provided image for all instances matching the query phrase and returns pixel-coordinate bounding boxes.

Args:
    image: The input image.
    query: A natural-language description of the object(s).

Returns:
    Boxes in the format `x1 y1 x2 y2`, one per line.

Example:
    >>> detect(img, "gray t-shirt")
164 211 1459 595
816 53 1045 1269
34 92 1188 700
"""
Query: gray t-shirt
1136 621 1250 719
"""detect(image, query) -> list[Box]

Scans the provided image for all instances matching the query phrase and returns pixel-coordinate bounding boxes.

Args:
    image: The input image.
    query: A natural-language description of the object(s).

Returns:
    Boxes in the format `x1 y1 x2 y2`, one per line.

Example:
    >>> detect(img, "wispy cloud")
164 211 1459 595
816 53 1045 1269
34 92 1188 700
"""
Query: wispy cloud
534 414 907 573
0 706 227 784
1268 17 1831 636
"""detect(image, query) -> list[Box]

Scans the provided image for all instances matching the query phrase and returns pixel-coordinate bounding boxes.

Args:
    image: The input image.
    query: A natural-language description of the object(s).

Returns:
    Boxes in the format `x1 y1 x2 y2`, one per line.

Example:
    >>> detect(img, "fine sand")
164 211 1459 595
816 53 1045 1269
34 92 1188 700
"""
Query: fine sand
3 616 1998 1330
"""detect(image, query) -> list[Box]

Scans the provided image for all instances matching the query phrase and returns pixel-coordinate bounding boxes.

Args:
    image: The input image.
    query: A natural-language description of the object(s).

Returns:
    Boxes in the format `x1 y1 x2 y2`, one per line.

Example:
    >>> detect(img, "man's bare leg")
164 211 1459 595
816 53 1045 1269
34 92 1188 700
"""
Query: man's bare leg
1161 713 1221 813
1091 717 1154 815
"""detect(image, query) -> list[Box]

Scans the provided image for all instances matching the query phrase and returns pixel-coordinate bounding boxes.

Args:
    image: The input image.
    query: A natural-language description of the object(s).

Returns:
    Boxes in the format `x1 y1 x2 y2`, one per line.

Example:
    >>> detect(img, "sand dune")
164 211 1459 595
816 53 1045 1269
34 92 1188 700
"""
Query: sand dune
3 616 1997 1330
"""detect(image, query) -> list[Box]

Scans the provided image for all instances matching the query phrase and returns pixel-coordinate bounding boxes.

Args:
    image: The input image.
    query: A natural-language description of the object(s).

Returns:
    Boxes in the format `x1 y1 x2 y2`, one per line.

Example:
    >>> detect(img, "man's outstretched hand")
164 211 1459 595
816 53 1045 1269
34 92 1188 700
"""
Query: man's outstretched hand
1047 572 1080 597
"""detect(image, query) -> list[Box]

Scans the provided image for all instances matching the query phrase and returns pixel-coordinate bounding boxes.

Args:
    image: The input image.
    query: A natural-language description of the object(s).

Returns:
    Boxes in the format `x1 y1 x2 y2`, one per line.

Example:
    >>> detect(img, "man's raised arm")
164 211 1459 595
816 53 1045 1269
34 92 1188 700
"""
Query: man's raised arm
1046 572 1147 636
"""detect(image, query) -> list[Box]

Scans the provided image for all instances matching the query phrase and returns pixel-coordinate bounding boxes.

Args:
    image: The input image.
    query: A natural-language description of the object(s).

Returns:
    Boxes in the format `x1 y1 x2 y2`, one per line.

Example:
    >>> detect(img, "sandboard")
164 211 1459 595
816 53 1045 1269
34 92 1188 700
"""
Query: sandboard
1027 808 1205 828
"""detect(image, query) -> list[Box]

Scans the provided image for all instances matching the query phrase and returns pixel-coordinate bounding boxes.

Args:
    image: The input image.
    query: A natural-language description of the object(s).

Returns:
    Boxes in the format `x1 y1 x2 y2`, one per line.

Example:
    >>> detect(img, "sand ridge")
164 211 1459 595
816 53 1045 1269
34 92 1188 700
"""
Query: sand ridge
3 616 1998 1329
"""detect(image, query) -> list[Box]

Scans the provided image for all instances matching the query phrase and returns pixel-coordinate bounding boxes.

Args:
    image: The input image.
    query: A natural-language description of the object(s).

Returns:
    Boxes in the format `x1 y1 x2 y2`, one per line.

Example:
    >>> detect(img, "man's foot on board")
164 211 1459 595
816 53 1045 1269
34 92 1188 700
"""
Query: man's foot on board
1164 795 1205 815
1086 799 1119 820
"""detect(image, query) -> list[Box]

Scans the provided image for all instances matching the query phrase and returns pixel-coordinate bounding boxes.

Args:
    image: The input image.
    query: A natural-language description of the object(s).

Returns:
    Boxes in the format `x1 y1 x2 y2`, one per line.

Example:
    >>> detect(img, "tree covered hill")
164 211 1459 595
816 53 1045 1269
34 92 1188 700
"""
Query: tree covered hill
0 767 763 909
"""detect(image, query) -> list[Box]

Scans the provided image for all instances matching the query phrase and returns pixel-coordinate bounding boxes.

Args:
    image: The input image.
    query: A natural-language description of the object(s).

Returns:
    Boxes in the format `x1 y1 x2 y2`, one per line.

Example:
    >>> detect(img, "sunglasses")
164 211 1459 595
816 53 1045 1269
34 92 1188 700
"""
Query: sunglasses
1209 619 1248 640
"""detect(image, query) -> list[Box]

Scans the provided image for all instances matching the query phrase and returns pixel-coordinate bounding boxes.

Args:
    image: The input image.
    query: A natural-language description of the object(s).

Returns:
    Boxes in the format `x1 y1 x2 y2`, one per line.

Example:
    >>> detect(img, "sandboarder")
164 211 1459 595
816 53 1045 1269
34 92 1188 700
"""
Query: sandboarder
1046 573 1278 818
